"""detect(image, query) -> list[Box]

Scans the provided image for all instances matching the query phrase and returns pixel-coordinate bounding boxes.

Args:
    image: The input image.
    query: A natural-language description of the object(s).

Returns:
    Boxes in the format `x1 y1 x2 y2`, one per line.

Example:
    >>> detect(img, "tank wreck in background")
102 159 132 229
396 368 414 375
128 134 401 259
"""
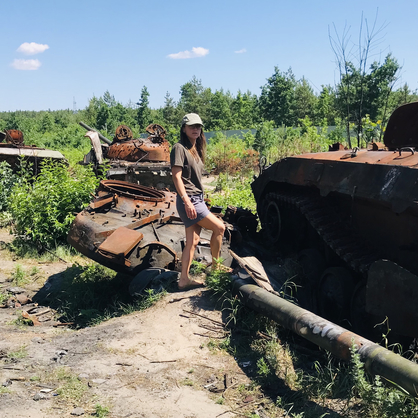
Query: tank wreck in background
252 102 418 339
0 129 66 173
80 122 174 190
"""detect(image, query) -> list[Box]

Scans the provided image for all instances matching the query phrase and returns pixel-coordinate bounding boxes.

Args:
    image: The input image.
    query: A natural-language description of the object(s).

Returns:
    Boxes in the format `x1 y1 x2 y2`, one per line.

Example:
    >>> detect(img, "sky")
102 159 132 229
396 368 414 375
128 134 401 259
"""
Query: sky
1 0 417 112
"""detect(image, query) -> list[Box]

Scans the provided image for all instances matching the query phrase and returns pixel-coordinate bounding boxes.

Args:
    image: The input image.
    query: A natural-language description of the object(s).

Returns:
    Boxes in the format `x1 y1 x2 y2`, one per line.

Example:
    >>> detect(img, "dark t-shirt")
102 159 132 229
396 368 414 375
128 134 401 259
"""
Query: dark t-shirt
170 140 204 196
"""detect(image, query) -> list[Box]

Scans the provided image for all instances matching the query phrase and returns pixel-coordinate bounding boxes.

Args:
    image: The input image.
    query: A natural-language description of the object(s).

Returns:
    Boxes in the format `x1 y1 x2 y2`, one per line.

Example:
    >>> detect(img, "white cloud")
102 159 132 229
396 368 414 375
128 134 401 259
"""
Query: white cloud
167 47 209 59
11 59 42 70
235 48 247 54
17 42 49 55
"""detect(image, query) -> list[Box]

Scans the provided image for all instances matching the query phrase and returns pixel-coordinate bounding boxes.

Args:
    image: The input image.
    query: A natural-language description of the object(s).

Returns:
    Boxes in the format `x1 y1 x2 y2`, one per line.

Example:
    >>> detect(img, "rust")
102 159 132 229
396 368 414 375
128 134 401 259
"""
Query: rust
80 123 173 190
67 180 250 276
0 129 66 174
252 102 418 339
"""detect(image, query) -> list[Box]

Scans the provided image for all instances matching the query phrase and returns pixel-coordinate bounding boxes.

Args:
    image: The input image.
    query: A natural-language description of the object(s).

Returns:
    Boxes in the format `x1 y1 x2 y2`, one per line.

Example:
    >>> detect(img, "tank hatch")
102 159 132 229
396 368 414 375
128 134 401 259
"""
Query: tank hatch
384 102 418 149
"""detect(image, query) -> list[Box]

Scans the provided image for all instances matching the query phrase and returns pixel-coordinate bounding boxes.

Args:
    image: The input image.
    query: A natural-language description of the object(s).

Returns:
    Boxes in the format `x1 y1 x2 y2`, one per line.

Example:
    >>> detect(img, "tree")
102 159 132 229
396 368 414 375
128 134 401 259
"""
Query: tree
231 90 259 129
162 92 178 127
293 78 317 123
136 86 152 131
330 12 401 147
178 76 212 121
259 67 297 127
314 85 337 125
206 89 234 131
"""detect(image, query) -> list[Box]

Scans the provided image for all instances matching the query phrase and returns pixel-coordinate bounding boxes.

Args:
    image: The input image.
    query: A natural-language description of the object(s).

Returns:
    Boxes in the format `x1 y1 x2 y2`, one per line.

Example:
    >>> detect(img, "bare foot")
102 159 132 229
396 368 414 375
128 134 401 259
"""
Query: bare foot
178 278 205 291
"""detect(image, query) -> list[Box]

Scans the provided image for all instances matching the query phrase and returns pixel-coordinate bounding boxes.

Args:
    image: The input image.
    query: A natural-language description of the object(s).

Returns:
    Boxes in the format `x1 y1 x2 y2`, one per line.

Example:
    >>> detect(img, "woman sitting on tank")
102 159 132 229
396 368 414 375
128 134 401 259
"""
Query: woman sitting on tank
170 113 226 291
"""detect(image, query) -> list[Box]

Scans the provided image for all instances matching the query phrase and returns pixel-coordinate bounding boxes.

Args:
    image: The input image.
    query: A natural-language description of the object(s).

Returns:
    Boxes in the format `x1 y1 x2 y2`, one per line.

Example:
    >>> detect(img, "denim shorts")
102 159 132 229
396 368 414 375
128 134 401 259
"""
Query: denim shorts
176 193 210 228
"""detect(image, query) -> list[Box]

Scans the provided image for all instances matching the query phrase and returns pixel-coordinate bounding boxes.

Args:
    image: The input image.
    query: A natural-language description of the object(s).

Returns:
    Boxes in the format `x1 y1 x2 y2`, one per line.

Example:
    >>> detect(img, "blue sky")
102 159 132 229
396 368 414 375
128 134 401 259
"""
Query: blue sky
1 0 417 112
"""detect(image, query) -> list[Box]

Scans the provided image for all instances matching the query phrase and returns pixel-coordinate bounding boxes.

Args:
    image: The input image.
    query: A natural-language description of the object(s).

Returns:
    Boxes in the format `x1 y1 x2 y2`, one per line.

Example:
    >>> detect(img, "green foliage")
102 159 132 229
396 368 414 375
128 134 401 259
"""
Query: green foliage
10 263 29 286
93 404 110 418
137 86 152 130
44 263 166 328
8 160 99 247
259 67 297 127
208 174 256 212
54 367 88 402
206 133 259 177
0 161 19 211
254 121 276 157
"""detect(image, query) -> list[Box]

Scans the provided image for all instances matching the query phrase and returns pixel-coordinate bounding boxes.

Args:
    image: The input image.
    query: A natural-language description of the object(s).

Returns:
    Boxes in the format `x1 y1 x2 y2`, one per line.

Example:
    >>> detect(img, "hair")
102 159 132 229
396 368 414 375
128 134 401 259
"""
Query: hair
180 125 207 163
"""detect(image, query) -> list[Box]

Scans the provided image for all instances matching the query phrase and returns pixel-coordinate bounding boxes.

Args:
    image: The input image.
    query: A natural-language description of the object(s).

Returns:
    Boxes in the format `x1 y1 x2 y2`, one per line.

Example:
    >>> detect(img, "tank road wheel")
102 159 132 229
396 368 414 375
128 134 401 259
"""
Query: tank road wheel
296 249 326 313
263 199 282 244
350 281 383 342
317 267 355 326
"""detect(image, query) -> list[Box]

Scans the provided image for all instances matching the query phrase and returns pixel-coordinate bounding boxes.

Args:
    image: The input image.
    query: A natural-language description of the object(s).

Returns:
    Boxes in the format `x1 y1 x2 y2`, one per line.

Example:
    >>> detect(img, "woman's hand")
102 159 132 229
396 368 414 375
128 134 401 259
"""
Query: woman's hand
184 197 197 219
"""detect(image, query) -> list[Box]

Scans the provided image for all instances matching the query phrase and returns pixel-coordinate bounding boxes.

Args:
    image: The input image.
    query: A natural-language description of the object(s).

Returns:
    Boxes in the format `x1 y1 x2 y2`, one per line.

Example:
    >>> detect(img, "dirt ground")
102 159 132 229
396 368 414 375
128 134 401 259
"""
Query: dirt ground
0 228 260 418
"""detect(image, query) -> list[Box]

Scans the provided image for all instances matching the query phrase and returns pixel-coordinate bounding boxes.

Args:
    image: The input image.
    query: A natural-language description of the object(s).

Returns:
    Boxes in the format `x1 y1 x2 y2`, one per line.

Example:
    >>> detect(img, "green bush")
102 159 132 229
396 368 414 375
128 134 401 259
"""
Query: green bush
8 160 99 247
0 161 19 211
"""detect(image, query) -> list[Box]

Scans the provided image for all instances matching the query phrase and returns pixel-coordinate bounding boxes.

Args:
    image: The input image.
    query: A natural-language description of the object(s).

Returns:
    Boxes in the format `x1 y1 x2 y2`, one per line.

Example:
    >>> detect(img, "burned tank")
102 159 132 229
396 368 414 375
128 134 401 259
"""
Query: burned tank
0 129 66 173
80 122 174 191
252 102 418 339
67 179 253 276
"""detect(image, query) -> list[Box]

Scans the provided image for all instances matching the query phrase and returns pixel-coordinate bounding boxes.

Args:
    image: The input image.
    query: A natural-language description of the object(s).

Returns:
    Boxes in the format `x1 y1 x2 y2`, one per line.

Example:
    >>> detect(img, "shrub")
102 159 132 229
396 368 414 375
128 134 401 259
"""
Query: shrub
0 161 19 211
8 160 99 248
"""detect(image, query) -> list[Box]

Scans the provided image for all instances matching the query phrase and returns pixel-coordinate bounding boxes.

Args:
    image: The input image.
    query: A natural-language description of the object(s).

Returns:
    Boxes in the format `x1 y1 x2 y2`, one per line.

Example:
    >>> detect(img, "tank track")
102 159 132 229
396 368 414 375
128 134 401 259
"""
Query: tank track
263 190 381 276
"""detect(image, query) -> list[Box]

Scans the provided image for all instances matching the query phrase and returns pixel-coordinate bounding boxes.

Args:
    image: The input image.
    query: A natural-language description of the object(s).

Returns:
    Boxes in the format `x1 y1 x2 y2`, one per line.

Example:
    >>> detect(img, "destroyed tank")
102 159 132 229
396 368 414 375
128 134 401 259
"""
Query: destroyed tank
252 102 418 339
80 122 174 190
66 179 253 276
0 129 66 174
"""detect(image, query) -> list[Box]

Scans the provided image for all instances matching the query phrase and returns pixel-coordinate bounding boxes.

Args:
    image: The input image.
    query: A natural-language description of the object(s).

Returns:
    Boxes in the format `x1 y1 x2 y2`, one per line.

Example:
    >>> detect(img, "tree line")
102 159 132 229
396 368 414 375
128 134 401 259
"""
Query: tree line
0 59 417 151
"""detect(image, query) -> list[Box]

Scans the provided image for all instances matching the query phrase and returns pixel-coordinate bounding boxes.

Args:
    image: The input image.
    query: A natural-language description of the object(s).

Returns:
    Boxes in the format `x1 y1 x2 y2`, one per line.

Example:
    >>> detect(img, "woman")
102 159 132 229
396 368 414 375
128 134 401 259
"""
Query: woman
170 113 226 290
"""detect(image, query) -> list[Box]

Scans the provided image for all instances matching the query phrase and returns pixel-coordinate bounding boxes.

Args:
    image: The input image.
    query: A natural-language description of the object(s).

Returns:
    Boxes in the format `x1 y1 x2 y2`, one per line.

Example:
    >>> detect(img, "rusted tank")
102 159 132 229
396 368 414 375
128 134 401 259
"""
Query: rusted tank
0 129 66 173
67 179 252 276
80 122 174 190
252 102 418 339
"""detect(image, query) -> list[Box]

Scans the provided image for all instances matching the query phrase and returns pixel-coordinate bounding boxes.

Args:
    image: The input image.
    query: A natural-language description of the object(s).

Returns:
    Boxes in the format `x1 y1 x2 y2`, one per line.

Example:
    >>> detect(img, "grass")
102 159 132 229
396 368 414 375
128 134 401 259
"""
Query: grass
53 367 89 402
0 292 9 305
10 264 30 286
92 404 110 418
40 262 167 328
204 263 418 418
6 346 28 360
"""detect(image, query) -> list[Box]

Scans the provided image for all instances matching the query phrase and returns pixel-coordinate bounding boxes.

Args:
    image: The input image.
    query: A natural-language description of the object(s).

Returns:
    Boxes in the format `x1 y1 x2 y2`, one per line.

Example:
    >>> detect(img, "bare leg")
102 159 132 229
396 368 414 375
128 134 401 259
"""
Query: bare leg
198 213 226 262
178 224 202 288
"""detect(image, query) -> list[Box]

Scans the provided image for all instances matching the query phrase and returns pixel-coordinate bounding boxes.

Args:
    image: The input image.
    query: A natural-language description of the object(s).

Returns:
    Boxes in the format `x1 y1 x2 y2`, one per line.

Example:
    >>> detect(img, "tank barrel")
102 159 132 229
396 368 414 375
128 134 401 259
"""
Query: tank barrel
79 121 112 145
233 279 418 397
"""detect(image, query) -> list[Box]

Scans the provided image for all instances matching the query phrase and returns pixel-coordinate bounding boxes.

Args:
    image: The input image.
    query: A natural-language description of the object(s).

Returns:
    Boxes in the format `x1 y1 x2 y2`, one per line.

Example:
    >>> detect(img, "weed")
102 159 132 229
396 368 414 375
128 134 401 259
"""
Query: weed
29 266 40 276
54 367 88 402
216 397 224 405
7 346 27 360
10 264 29 286
13 311 34 326
30 375 40 381
182 378 194 386
188 369 194 374
190 260 206 275
256 357 270 378
0 292 9 305
0 386 11 394
93 403 110 418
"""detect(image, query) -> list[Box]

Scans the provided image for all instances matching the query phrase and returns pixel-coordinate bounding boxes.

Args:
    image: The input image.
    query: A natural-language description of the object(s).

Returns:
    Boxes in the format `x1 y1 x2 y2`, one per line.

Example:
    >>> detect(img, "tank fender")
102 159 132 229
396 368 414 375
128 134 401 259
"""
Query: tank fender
367 260 418 337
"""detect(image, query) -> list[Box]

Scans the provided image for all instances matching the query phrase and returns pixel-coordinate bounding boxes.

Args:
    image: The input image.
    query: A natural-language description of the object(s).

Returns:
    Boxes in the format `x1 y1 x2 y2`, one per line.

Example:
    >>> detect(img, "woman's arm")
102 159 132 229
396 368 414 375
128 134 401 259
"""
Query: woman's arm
172 166 197 220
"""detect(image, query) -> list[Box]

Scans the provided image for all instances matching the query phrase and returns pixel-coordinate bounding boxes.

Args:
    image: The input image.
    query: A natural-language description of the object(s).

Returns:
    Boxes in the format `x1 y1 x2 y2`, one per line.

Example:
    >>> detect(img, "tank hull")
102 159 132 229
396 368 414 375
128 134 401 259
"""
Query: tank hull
252 102 418 338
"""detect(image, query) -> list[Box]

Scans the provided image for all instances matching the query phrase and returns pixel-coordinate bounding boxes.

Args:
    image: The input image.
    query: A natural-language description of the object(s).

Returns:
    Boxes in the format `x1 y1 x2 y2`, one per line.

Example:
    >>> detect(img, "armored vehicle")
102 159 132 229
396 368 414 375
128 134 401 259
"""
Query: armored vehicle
67 179 255 276
80 122 174 190
0 129 66 173
252 102 418 339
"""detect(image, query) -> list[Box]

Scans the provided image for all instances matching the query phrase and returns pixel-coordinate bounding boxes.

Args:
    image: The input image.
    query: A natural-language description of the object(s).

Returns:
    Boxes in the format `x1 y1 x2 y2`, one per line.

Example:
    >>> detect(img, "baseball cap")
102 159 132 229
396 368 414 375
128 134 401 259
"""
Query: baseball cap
182 113 203 126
